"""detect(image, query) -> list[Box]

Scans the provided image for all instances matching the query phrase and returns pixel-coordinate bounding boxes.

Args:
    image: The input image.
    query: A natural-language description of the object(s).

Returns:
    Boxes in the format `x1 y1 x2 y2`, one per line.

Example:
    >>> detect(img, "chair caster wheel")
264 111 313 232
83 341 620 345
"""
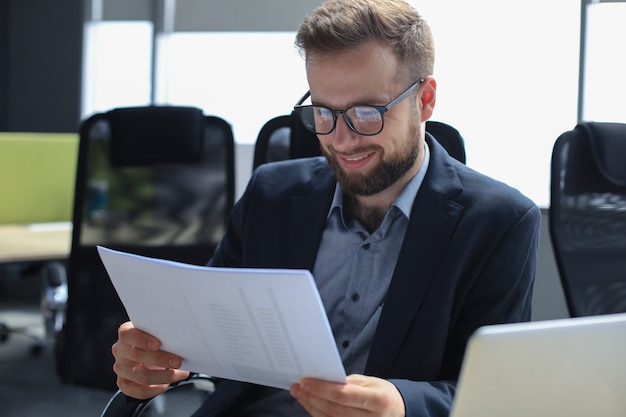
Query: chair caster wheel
30 340 44 357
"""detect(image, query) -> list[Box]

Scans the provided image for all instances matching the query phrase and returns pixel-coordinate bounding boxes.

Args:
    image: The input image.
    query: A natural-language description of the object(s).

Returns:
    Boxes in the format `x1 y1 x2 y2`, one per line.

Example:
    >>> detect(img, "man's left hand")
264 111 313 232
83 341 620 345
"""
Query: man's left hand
290 374 405 417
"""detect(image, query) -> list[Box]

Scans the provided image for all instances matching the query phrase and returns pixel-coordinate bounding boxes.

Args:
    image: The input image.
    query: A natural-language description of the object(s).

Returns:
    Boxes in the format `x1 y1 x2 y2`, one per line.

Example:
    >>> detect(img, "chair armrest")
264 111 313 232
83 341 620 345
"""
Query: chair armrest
99 373 215 417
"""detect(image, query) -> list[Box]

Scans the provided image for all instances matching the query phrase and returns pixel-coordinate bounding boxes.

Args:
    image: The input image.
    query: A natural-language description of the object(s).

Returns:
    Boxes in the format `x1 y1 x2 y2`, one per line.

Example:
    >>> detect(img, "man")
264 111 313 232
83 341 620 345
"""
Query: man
111 0 541 416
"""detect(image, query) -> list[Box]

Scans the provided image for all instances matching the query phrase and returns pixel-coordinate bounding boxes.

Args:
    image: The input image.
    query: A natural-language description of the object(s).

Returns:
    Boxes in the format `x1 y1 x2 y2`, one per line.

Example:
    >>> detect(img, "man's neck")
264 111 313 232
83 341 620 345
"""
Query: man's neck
344 171 408 232
344 194 388 233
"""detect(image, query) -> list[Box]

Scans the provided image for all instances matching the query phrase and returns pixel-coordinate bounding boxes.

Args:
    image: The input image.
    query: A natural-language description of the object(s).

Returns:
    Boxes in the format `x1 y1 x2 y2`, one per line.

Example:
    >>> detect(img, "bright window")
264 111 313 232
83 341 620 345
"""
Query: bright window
82 21 153 118
82 1 586 207
414 0 580 207
583 2 626 122
154 32 308 145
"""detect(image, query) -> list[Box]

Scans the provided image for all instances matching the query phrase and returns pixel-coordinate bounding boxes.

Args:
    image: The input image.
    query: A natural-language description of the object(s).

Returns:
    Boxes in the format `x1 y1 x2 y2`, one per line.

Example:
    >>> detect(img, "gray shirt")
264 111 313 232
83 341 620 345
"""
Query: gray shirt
233 144 430 416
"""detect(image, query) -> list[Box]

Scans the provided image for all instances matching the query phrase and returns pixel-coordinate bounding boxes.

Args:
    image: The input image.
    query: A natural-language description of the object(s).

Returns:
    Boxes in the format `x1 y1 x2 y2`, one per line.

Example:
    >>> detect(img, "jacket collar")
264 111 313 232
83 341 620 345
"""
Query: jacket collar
281 136 465 375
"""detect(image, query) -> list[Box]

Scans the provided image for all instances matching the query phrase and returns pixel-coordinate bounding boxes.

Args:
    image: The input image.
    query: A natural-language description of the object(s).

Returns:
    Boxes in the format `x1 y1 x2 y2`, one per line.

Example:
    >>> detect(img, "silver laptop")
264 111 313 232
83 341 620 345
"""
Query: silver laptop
450 313 626 417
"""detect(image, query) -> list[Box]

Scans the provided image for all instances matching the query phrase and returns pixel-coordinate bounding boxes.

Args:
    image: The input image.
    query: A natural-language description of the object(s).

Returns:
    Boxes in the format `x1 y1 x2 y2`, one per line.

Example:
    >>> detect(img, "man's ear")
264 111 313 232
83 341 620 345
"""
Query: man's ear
419 76 437 121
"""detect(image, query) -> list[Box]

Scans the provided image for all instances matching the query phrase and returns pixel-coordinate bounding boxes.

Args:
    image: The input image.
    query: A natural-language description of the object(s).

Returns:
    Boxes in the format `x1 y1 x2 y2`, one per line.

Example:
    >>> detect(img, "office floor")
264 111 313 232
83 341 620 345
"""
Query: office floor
0 273 113 417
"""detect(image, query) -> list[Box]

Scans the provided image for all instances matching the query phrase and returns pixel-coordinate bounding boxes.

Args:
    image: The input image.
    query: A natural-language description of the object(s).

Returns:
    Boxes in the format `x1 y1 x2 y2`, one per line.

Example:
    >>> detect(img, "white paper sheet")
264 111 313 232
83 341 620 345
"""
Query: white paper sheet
97 246 346 390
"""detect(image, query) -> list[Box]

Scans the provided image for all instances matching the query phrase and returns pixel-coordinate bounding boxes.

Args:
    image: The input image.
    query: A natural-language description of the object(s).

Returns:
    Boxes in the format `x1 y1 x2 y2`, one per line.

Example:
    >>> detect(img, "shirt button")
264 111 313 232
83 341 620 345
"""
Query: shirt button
363 243 371 249
342 340 350 348
351 293 360 302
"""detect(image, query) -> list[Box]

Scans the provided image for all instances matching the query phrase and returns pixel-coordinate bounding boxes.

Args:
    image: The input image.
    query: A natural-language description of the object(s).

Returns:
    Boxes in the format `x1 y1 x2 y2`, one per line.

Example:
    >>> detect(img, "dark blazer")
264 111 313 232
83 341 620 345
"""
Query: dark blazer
206 135 541 417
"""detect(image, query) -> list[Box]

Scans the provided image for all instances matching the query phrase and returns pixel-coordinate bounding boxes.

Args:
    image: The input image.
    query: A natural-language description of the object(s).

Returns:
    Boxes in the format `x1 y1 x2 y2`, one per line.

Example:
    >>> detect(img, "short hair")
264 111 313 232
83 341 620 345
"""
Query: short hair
295 0 435 82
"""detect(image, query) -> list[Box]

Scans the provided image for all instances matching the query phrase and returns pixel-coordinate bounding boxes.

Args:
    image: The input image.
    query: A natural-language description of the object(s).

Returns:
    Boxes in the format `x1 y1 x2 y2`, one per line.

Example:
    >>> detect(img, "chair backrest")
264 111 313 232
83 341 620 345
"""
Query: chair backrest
424 120 466 164
549 121 626 317
56 105 235 390
253 113 466 170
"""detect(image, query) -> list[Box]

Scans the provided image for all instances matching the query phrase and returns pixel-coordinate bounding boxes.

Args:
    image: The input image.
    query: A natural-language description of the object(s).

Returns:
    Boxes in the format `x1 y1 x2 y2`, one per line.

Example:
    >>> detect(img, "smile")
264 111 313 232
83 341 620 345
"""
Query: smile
344 153 372 162
335 151 376 171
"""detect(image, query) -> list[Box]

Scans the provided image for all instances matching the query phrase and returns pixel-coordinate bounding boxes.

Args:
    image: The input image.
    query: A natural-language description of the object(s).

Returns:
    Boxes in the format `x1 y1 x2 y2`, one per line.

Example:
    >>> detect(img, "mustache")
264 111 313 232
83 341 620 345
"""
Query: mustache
325 144 381 156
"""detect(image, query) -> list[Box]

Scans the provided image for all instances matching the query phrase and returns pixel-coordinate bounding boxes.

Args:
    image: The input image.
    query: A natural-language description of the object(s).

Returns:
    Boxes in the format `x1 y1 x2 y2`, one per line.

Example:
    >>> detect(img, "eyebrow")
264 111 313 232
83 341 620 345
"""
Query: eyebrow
310 94 389 109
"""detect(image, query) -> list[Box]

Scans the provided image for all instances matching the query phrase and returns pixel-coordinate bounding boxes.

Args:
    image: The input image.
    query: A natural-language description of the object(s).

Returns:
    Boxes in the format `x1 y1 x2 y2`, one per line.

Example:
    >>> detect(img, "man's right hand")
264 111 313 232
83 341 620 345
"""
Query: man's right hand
112 321 191 399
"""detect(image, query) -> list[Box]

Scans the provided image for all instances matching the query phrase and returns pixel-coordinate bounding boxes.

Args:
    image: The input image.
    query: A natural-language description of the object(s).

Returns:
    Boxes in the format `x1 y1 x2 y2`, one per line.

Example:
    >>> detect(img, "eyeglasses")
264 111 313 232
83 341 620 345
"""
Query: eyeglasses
293 79 424 136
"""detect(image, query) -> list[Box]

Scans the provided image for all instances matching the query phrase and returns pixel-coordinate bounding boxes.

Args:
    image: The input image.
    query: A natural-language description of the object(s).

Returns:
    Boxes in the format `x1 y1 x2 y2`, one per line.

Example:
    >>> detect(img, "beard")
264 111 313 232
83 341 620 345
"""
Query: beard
322 119 422 197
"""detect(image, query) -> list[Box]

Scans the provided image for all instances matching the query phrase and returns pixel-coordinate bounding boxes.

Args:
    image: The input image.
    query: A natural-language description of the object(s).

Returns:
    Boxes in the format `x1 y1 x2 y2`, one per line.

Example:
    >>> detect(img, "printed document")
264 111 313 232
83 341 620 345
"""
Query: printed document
97 246 346 390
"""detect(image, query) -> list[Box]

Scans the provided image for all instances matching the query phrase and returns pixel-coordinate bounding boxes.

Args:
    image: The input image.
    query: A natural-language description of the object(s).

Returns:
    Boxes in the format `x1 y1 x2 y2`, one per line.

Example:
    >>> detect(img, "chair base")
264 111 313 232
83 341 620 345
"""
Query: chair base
0 321 46 356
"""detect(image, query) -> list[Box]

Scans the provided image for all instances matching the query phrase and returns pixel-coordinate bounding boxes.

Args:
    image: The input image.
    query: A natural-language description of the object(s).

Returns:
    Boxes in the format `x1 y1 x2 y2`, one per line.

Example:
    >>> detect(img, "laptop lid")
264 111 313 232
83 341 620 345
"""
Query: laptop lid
450 313 626 417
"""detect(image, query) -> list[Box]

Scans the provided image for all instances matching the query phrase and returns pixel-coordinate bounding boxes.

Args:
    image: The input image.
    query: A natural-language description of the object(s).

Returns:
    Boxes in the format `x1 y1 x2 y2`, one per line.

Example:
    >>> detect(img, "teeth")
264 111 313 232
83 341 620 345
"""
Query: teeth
345 154 368 161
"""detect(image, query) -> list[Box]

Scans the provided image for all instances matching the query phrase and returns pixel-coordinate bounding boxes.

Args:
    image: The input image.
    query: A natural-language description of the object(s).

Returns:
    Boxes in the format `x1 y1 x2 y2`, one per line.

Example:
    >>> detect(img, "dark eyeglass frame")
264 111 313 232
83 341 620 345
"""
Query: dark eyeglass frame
293 78 424 136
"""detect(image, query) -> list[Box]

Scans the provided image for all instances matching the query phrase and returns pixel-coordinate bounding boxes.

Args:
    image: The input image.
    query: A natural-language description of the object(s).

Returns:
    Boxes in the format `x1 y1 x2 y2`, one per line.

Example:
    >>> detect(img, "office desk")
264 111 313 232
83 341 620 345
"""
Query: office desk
0 223 72 264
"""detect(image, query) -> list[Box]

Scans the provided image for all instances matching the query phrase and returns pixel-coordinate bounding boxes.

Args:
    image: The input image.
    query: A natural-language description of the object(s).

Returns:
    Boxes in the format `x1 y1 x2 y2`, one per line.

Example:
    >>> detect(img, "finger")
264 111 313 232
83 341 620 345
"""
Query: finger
115 358 190 386
112 340 183 370
343 375 404 413
114 322 183 370
116 375 171 400
300 378 359 407
290 383 335 417
118 321 161 351
295 375 404 416
112 322 191 400
114 359 190 399
292 380 355 417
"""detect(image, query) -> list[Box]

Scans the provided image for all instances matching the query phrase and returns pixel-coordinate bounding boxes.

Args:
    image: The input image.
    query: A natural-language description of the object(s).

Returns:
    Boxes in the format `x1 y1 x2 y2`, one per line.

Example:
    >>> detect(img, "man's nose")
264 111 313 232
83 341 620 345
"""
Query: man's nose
330 115 360 151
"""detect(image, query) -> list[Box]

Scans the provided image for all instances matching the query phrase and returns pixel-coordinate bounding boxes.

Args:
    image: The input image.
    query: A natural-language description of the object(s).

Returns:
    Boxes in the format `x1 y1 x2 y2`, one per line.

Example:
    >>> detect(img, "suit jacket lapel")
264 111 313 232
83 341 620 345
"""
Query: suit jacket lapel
366 138 464 376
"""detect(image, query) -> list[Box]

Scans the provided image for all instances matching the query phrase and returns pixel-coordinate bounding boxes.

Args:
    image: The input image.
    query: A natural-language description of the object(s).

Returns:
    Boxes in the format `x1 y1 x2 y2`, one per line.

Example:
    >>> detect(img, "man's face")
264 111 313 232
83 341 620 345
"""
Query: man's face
305 41 424 197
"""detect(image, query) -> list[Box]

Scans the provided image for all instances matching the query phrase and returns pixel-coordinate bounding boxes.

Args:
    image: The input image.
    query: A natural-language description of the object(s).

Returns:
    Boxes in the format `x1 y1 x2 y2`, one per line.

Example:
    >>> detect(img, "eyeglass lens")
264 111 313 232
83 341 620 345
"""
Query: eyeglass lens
300 105 384 136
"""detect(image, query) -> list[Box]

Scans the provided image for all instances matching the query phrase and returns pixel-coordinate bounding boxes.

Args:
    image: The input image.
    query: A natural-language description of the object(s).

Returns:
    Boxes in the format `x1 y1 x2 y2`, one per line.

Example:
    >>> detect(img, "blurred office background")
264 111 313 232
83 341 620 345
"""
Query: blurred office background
4 0 625 320
2 0 626 320
1 1 625 414
3 0 626 206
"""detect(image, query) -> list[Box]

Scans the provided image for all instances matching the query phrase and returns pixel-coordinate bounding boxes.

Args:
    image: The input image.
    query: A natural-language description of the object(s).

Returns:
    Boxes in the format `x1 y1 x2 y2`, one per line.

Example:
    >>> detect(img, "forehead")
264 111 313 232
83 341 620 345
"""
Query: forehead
305 41 402 107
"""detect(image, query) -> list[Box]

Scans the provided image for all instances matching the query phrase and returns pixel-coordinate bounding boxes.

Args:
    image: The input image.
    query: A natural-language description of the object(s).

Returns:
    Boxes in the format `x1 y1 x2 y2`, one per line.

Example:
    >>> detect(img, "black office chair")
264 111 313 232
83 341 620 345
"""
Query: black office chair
98 112 467 417
0 322 44 353
55 105 235 392
549 121 626 317
253 111 319 169
0 251 68 358
100 373 216 417
424 120 467 165
254 113 466 170
0 278 47 354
